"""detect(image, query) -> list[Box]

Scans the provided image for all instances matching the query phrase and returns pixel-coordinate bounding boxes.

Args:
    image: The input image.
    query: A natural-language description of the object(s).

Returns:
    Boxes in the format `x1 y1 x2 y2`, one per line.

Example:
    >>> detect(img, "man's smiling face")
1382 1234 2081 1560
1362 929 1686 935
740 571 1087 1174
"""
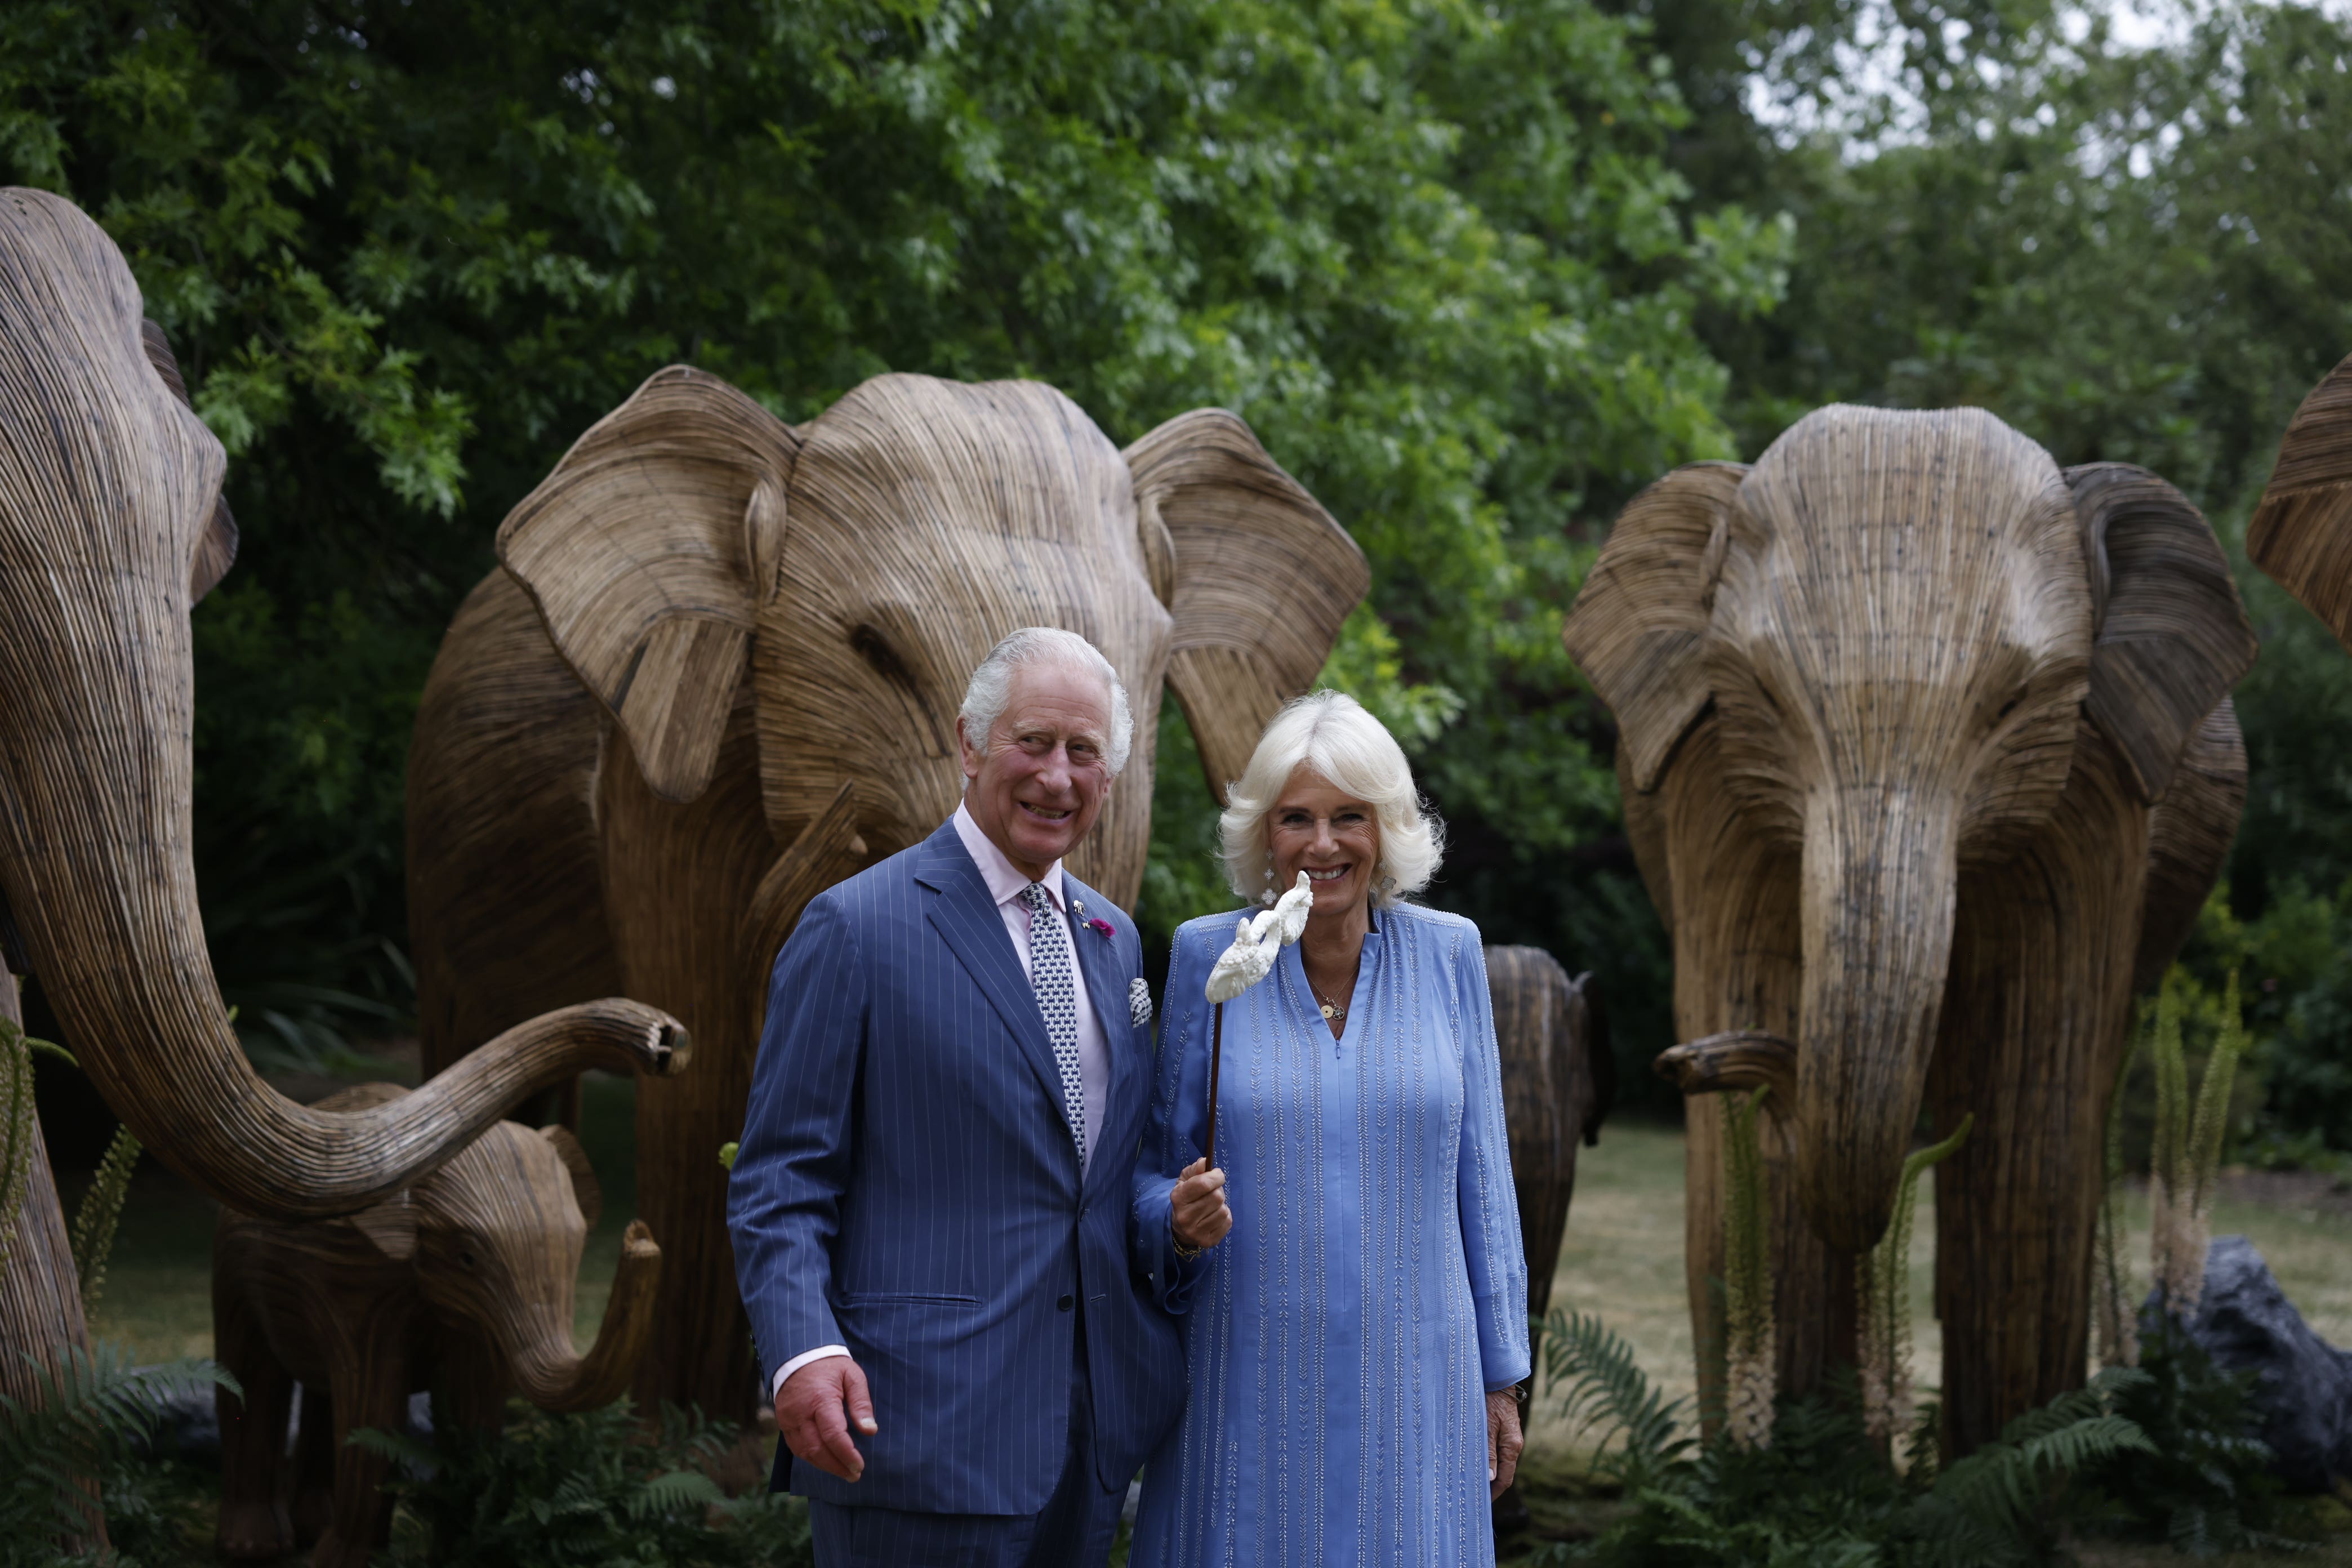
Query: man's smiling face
958 659 1117 881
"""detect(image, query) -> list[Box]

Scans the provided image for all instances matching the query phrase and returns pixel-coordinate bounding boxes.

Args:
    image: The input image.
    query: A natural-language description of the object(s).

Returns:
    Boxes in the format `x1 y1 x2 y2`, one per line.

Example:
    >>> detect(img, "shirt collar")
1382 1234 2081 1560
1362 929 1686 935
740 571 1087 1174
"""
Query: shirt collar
952 800 1066 912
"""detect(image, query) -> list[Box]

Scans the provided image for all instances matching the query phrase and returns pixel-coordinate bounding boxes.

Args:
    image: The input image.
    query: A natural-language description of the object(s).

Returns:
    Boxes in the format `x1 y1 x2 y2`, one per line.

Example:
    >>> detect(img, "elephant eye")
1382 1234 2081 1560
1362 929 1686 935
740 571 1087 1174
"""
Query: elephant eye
457 1245 482 1271
850 623 918 691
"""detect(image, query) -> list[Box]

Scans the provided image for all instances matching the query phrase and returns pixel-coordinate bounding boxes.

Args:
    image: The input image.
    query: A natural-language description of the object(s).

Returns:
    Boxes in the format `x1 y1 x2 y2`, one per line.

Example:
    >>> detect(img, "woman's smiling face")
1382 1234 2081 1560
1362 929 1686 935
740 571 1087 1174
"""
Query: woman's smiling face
1267 765 1381 926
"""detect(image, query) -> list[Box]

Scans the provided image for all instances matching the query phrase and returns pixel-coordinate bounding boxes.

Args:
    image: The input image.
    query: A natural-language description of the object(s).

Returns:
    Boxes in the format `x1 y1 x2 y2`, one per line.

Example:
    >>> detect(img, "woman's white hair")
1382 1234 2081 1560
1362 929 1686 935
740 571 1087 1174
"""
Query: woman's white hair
1219 691 1442 907
958 627 1135 776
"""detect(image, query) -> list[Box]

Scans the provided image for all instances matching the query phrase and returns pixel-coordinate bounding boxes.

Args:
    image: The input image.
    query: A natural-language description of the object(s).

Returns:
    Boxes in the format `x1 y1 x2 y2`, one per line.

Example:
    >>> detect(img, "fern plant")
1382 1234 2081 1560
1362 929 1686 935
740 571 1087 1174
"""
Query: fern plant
0 1341 237 1558
2074 1317 2317 1555
1532 1314 2158 1568
1541 1308 1697 1492
358 1397 813 1567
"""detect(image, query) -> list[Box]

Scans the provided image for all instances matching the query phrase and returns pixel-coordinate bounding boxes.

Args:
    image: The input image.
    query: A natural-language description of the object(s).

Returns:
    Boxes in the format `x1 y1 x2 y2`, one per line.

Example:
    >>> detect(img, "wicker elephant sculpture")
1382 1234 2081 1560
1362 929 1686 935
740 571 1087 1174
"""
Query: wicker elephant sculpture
212 1085 660 1568
404 367 1370 1422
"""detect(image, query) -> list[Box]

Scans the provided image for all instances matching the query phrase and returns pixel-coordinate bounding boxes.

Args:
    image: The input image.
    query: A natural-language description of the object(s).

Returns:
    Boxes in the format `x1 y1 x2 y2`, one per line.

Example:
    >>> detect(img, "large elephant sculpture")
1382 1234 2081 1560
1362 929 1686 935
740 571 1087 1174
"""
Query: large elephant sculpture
1563 404 2257 1451
2248 350 2352 650
213 1084 660 1567
406 366 1369 1423
0 193 681 1260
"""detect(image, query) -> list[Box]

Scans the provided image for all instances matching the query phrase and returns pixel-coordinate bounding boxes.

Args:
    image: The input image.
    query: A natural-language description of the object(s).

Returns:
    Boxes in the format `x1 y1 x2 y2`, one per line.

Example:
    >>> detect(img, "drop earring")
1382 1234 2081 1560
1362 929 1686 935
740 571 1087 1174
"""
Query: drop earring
1262 859 1277 906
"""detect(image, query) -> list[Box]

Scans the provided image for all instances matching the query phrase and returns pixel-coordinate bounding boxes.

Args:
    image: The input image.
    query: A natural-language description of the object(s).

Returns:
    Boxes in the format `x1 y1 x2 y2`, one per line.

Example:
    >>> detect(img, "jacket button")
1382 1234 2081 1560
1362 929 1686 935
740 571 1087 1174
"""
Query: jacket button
1057 1294 1074 1312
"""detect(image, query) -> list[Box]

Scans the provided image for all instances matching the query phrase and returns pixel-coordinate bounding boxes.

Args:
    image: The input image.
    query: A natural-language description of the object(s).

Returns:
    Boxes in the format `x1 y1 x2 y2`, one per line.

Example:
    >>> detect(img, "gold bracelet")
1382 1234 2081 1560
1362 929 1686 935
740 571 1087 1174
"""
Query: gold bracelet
1173 1234 1203 1260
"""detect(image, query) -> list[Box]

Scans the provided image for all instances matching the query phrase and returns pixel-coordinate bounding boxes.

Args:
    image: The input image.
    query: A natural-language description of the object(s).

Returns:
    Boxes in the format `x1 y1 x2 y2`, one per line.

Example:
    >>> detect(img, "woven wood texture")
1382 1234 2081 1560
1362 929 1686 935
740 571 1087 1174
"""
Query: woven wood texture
214 1084 659 1567
413 365 1362 1423
2248 351 2352 647
0 187 686 1226
1486 946 1615 1320
0 969 95 1542
1566 404 2254 1449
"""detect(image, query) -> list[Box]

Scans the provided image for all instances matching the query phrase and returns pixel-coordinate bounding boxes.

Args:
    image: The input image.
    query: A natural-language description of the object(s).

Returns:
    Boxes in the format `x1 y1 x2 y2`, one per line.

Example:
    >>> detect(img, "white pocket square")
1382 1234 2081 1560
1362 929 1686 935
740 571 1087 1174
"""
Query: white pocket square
1129 977 1153 1028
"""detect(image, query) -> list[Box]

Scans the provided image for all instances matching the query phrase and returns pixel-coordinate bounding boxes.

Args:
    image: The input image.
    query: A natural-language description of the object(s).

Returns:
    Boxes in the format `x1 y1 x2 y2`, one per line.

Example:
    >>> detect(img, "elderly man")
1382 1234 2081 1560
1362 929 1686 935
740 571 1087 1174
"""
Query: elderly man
728 627 1230 1568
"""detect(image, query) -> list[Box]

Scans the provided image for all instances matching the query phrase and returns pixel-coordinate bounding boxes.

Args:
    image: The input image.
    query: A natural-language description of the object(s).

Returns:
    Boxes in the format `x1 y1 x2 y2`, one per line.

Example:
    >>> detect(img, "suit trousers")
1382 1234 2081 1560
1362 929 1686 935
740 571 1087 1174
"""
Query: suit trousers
806 1323 1125 1568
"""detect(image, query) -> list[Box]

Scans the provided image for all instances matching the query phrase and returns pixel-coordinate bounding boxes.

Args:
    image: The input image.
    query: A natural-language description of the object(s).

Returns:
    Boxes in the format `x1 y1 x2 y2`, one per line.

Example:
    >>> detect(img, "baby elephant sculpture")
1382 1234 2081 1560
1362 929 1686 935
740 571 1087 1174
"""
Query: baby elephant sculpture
212 1085 660 1568
1487 946 1613 1536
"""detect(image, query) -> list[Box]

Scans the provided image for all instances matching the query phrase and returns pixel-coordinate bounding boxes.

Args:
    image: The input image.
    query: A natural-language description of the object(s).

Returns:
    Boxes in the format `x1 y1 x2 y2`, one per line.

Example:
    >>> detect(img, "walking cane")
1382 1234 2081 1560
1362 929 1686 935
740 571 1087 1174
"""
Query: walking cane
1204 1001 1226 1167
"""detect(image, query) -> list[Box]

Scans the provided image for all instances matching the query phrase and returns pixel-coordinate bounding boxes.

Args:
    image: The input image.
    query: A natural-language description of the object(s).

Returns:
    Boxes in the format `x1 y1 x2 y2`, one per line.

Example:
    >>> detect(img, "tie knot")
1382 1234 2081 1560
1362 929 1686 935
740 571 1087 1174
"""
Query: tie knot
1020 881 1053 912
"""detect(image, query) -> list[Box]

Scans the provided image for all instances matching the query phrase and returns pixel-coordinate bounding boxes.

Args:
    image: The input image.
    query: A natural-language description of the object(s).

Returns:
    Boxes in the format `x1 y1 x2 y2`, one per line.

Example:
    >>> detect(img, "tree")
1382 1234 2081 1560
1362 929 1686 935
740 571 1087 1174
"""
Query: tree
2 0 1774 1102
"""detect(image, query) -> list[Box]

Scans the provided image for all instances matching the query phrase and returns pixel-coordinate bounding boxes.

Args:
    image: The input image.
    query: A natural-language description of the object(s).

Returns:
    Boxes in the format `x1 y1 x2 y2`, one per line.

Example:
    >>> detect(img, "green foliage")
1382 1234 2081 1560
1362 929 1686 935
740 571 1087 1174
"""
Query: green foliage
66 1125 139 1315
1 0 1766 1076
358 1398 812 1567
0 1342 237 1563
1720 1086 1775 1445
2077 1317 2318 1556
1534 1318 2160 1568
1541 1308 1698 1491
0 1019 34 1276
1860 1113 1969 1441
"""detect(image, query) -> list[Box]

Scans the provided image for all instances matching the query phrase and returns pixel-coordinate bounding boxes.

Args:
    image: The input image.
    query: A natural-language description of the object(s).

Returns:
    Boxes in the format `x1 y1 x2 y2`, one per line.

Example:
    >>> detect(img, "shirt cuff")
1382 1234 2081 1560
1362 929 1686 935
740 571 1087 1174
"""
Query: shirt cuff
770 1344 850 1398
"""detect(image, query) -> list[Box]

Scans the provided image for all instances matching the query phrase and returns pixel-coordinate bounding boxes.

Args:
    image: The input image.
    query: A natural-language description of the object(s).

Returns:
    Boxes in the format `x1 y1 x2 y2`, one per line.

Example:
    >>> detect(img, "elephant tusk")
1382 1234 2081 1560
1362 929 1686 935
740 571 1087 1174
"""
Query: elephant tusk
1653 1031 1798 1105
741 782 869 1036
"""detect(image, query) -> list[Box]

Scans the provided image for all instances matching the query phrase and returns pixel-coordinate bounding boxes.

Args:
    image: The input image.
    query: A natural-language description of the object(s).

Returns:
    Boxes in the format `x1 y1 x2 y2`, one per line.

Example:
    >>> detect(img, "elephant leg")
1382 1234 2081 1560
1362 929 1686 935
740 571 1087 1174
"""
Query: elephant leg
311 1318 411 1568
408 568 620 1092
289 1384 336 1548
212 1267 295 1560
598 700 778 1467
1930 721 2148 1455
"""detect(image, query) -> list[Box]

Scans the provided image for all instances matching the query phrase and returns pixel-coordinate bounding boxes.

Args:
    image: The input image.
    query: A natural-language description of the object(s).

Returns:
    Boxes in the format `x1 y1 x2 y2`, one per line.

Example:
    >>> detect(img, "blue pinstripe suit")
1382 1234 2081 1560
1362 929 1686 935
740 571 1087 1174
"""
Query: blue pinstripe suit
727 818 1191 1528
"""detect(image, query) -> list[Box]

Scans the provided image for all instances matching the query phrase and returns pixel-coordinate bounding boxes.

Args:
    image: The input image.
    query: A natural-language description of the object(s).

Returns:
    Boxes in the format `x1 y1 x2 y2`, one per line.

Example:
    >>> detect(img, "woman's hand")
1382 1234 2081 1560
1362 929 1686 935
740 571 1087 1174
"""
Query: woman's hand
1171 1156 1231 1250
1487 1387 1524 1499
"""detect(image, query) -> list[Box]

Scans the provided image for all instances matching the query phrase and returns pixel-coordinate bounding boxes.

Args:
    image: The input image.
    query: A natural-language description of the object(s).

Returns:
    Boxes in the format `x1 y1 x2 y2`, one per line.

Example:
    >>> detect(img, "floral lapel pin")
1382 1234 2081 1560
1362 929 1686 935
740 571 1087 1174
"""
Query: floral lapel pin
1072 896 1114 939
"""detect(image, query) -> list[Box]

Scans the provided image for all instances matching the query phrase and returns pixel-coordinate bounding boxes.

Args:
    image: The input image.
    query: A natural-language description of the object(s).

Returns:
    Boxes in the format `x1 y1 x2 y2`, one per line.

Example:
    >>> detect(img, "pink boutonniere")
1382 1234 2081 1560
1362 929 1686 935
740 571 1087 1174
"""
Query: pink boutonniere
1085 917 1116 939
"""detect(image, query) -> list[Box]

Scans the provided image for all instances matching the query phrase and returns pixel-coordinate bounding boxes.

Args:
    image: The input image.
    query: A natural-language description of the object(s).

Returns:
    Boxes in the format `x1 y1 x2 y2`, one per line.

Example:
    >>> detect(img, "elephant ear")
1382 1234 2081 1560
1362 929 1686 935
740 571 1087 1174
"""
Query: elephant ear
1561 463 1748 792
1124 409 1367 801
139 318 238 605
498 367 799 804
350 1192 418 1262
2248 353 2352 649
2134 698 2247 994
2065 464 2257 804
540 1124 602 1228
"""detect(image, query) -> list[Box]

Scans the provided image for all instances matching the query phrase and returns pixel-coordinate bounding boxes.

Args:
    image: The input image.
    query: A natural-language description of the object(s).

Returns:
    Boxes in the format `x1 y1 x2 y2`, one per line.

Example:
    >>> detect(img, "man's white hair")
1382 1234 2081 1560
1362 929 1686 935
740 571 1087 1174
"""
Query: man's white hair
1219 691 1442 907
959 627 1134 776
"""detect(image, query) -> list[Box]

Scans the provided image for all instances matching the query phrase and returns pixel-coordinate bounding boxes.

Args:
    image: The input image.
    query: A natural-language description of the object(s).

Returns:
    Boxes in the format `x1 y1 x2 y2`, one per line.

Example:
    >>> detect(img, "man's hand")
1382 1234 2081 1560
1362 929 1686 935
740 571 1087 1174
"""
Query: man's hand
1171 1156 1232 1250
1487 1387 1524 1499
776 1356 877 1482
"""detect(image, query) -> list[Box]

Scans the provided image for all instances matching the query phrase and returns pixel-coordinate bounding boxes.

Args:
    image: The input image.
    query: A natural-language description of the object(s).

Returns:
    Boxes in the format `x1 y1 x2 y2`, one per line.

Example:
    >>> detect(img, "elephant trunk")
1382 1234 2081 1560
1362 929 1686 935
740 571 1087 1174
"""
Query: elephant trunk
0 632 686 1219
511 1220 663 1413
1794 784 1961 1254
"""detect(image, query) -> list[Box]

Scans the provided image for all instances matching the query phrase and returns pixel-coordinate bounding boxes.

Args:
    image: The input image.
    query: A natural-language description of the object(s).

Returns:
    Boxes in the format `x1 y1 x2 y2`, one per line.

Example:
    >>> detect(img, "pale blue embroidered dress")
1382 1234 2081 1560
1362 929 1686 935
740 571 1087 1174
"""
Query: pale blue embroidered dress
1130 903 1529 1568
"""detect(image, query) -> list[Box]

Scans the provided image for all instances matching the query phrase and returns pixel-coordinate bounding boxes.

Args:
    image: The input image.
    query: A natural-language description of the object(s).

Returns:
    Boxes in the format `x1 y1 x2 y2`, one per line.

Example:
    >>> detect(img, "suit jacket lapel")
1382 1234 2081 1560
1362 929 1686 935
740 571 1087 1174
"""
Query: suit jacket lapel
914 826 1071 1137
1065 878 1134 1088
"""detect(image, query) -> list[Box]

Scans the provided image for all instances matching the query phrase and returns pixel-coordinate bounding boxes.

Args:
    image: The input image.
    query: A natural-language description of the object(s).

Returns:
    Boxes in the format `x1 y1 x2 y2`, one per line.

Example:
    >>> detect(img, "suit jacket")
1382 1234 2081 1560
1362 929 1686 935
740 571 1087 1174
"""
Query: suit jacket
727 818 1190 1512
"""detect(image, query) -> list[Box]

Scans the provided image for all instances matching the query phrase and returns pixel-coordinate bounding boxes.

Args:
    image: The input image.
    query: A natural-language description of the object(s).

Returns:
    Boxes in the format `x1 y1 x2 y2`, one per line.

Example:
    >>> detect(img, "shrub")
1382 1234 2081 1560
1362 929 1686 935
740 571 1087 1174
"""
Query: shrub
356 1399 813 1567
1531 1311 2157 1567
2075 1317 2318 1555
0 1343 236 1566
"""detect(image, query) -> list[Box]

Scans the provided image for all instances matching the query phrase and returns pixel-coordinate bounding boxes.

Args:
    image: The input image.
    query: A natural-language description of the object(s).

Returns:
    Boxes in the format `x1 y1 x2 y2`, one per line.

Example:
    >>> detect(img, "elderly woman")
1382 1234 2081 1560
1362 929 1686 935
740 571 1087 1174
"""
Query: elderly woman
1130 691 1529 1567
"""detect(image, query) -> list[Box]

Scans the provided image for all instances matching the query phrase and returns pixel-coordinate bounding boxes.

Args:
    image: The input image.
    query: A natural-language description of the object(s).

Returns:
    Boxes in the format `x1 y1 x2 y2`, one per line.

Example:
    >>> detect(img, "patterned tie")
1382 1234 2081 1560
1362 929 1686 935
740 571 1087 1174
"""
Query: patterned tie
1018 881 1086 1162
